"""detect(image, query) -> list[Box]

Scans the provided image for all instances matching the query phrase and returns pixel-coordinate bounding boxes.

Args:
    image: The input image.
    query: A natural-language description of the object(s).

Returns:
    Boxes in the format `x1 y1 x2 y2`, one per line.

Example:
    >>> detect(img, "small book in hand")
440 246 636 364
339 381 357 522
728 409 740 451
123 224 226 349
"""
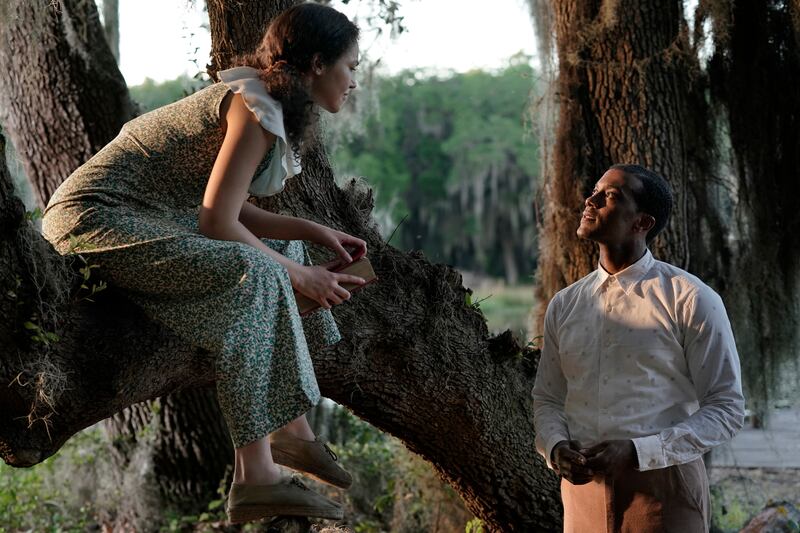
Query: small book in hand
294 256 378 316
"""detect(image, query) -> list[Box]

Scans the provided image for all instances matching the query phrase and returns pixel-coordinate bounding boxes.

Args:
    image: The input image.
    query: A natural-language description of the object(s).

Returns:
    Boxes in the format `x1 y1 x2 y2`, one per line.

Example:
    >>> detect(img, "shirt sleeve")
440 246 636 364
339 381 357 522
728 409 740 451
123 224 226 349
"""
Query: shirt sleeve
632 285 745 471
532 294 571 470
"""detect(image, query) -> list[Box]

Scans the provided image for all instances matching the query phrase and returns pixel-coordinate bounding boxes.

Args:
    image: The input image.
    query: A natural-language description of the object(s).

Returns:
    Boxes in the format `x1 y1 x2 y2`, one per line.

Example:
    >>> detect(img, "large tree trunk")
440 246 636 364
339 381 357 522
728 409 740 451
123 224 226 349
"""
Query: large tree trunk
0 0 134 207
206 0 297 79
0 1 564 531
535 0 715 319
102 389 235 522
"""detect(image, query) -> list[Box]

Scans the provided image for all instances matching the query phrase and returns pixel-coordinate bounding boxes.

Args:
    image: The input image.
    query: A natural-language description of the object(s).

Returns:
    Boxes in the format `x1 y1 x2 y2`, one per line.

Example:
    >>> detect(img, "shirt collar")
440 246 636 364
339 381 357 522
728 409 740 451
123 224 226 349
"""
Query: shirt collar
591 248 655 295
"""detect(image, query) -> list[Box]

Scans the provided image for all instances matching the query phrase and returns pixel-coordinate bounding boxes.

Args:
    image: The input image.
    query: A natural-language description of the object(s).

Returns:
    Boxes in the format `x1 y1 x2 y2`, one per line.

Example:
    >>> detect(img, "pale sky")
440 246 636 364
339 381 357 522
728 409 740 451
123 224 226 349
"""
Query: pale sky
118 0 538 86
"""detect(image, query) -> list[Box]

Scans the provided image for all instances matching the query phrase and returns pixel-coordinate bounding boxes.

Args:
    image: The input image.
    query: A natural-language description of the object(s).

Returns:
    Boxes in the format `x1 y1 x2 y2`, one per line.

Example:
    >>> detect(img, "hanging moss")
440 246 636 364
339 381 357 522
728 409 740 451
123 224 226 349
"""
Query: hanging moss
0 133 73 441
704 0 800 414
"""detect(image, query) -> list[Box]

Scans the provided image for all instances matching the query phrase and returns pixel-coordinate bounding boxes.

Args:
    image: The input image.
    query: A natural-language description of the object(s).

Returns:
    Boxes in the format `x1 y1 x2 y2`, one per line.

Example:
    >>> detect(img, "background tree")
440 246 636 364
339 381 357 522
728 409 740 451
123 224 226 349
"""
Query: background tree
100 0 119 63
0 0 134 207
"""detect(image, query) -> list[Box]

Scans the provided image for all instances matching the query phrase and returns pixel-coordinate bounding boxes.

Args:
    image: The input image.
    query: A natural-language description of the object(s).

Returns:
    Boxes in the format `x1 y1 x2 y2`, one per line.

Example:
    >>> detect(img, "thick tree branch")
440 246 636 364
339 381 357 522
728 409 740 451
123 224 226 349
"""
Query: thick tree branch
0 141 560 530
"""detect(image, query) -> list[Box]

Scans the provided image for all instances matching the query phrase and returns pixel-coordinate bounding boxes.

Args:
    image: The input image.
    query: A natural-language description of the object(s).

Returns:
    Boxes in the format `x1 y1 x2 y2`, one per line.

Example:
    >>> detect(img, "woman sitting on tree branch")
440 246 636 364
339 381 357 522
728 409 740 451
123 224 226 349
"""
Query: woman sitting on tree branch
43 3 364 524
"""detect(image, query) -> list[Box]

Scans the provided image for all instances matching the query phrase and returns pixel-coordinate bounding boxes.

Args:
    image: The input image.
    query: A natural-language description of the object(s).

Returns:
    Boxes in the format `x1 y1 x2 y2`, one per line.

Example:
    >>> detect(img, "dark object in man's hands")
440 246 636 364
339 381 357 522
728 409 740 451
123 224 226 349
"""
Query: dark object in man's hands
581 440 638 479
552 440 594 485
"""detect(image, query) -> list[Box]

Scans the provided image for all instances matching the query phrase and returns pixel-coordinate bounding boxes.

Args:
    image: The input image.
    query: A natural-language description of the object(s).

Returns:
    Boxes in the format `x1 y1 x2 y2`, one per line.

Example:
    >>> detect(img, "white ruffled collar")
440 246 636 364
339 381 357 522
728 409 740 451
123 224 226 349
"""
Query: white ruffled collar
218 66 302 197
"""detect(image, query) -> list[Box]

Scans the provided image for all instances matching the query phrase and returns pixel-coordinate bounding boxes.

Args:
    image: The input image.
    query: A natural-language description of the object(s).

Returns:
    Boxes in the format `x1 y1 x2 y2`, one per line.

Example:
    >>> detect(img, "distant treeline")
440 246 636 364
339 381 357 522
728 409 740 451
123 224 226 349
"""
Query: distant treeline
130 58 539 282
331 56 539 282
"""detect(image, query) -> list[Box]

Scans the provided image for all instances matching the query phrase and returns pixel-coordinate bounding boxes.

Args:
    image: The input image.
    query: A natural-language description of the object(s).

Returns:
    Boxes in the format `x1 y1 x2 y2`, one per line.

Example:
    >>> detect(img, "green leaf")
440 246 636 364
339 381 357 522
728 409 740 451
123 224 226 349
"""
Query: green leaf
24 208 43 222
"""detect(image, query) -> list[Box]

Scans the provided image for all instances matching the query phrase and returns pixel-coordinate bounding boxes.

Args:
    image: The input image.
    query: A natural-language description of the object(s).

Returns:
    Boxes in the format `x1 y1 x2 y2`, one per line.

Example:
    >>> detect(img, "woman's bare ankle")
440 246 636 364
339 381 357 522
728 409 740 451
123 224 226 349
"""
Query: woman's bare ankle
273 417 316 441
233 464 283 486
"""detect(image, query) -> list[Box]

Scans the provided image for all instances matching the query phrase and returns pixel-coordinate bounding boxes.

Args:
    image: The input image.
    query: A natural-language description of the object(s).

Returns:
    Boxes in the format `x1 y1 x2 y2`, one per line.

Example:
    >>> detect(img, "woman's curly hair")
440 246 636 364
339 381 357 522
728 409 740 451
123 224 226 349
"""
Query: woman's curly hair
235 4 359 157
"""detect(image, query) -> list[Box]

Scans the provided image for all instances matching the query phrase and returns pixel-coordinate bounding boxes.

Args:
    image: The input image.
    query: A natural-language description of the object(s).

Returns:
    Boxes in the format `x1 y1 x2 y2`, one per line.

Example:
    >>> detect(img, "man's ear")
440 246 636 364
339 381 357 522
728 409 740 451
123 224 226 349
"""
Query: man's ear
634 213 656 235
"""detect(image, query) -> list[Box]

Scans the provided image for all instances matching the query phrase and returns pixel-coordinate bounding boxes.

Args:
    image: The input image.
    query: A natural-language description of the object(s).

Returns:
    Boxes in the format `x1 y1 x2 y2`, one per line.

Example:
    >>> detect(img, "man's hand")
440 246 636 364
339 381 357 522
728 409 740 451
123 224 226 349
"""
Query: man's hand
552 440 594 485
581 440 638 479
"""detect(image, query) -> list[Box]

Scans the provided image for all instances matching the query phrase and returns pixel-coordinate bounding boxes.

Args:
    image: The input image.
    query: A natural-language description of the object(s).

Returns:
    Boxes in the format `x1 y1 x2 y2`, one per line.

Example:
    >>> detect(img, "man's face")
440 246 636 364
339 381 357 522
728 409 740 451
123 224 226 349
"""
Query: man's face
577 168 647 245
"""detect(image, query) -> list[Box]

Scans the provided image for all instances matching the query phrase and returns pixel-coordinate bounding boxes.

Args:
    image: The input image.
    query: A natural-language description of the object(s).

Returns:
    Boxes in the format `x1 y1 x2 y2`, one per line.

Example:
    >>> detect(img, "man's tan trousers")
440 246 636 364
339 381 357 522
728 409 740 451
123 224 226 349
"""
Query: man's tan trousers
561 458 709 532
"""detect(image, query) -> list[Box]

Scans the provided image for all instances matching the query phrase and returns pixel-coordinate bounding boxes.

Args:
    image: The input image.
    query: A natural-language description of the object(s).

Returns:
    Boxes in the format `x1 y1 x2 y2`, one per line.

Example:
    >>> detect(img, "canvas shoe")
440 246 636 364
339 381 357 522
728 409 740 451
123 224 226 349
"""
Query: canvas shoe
270 432 353 490
226 475 343 524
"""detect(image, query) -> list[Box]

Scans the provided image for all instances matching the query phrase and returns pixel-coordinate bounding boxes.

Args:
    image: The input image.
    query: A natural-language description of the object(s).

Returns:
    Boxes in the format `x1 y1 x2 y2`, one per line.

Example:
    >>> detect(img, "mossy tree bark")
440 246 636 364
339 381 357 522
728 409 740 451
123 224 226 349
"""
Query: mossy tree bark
0 0 563 530
0 0 134 207
535 0 715 315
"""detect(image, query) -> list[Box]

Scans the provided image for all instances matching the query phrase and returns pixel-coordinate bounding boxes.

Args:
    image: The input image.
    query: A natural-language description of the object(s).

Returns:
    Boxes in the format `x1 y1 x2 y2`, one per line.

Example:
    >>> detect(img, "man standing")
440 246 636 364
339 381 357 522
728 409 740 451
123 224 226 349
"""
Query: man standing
533 165 745 532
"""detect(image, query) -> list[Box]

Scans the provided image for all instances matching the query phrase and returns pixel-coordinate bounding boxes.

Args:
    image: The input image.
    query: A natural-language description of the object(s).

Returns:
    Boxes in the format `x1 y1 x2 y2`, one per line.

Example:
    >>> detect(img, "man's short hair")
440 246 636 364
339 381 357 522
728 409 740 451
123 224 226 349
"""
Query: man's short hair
611 164 673 243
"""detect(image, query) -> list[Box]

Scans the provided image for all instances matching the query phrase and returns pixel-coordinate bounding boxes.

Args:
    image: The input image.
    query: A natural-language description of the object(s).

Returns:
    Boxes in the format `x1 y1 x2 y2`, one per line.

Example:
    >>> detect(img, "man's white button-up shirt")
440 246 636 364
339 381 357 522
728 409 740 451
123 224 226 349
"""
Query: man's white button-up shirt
532 249 745 471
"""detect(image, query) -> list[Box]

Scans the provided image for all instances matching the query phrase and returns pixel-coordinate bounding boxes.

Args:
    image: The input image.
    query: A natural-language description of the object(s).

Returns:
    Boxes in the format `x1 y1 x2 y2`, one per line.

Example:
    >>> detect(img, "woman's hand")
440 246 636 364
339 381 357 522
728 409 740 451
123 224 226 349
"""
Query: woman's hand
309 224 367 265
288 264 366 310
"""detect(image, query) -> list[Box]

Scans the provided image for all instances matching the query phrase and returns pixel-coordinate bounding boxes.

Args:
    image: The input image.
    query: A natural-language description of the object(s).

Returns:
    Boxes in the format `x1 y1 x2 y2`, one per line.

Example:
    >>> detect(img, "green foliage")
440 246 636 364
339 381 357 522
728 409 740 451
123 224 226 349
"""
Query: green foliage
129 74 210 112
471 283 535 338
0 427 110 531
66 234 107 303
466 518 486 533
331 56 540 281
22 318 59 345
328 407 399 528
326 406 474 532
24 207 43 222
527 335 543 350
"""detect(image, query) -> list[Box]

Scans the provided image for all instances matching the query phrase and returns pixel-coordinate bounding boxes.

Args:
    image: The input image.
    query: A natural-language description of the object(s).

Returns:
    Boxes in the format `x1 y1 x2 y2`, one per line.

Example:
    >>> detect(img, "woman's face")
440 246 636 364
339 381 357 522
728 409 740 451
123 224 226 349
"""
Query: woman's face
308 43 359 113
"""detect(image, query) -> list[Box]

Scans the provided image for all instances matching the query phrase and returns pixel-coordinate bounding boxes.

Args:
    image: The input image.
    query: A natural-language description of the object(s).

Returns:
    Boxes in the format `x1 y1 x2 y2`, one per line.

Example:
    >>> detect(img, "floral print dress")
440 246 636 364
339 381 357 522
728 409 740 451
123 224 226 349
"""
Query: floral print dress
42 68 341 448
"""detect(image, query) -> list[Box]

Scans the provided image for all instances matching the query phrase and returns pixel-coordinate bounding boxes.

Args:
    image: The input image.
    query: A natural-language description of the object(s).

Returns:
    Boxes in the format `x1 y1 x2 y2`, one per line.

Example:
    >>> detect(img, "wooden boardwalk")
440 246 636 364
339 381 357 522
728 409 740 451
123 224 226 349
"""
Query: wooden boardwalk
710 408 800 468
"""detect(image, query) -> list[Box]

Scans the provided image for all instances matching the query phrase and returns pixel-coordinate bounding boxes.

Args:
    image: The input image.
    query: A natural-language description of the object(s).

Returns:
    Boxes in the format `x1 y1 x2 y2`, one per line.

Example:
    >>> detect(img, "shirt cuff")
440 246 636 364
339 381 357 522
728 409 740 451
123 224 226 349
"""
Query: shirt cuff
632 434 666 471
544 434 570 471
